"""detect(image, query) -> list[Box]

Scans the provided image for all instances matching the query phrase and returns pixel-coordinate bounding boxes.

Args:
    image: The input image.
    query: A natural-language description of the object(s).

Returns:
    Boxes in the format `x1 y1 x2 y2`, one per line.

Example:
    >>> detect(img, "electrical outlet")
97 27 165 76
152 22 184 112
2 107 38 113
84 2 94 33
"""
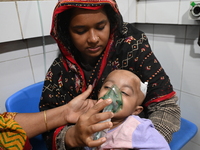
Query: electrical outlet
189 1 200 20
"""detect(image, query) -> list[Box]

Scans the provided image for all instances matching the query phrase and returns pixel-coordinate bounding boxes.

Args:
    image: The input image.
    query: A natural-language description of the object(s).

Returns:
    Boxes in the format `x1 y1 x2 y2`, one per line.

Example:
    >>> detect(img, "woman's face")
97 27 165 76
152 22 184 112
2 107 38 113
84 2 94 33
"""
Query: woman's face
69 8 110 63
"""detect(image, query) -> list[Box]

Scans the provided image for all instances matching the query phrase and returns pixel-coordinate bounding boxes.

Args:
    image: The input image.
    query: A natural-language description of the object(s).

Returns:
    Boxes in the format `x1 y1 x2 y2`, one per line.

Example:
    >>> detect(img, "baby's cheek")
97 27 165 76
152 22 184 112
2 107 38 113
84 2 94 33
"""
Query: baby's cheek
98 90 106 99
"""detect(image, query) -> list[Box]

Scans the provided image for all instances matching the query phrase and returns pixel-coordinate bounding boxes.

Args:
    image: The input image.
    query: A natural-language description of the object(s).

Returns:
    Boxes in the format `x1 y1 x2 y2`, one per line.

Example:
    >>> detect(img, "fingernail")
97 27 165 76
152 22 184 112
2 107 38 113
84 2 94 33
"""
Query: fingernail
107 99 112 103
109 122 113 128
101 137 106 142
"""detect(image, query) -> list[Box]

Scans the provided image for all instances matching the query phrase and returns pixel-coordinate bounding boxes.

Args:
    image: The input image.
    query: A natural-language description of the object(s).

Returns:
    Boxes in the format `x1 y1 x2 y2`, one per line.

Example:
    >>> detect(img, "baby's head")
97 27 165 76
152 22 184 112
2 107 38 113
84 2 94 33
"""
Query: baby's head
98 70 147 119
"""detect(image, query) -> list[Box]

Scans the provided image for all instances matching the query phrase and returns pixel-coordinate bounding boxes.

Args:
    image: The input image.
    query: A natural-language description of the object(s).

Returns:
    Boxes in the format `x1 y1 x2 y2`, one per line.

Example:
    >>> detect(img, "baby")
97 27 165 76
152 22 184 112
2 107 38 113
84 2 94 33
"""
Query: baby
97 69 170 150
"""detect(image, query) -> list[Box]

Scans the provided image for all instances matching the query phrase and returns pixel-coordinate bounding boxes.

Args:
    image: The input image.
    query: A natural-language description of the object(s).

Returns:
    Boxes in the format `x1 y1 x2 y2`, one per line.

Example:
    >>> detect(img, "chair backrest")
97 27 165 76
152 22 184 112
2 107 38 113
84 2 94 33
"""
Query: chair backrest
5 81 47 150
169 118 198 150
5 81 44 113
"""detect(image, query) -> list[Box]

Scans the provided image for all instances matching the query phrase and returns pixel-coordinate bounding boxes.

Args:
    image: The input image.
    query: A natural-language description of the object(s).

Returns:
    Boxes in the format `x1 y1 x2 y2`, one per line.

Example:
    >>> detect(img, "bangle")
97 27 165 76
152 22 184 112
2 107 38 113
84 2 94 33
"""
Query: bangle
44 110 49 132
56 125 74 150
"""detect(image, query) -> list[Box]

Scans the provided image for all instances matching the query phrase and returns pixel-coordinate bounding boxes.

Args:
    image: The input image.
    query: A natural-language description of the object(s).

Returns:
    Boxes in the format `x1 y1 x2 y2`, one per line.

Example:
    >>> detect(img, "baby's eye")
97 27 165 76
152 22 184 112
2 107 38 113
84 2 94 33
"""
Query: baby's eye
104 86 111 89
121 91 128 96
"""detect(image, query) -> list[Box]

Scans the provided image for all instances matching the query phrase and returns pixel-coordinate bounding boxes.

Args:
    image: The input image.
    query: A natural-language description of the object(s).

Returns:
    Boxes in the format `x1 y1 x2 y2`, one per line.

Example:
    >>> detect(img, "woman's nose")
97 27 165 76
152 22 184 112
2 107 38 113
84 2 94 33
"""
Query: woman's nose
87 30 99 43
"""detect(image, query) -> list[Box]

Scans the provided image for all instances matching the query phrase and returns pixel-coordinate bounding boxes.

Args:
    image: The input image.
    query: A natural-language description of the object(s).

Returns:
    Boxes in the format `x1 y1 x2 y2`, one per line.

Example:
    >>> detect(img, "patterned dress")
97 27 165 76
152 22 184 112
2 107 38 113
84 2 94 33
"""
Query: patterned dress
39 0 181 149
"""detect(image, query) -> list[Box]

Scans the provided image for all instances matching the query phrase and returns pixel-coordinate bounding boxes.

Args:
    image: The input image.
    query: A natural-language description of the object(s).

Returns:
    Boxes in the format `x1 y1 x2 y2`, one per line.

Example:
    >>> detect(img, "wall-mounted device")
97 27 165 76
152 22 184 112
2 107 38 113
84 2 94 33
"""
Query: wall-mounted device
189 1 200 20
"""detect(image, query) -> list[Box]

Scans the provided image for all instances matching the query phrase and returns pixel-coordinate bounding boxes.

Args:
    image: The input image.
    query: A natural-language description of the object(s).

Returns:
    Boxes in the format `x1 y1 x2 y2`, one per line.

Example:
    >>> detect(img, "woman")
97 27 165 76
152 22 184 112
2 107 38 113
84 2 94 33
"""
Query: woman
39 0 181 149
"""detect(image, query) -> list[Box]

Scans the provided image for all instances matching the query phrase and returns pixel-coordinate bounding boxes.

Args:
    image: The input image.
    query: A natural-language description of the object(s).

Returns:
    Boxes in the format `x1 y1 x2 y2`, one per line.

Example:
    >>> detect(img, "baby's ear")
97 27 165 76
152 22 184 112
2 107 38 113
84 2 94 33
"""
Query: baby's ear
132 106 143 115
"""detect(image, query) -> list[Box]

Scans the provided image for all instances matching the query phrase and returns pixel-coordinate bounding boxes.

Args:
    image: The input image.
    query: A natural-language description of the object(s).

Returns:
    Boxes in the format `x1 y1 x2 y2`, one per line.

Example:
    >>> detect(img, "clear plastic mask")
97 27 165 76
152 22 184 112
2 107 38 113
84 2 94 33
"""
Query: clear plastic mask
100 84 123 113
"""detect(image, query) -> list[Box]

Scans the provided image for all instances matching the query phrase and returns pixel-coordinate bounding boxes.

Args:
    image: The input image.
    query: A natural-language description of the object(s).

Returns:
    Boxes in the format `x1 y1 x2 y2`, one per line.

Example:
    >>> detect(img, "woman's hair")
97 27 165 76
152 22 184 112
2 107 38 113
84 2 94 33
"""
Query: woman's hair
103 5 122 35
56 4 123 50
57 8 74 50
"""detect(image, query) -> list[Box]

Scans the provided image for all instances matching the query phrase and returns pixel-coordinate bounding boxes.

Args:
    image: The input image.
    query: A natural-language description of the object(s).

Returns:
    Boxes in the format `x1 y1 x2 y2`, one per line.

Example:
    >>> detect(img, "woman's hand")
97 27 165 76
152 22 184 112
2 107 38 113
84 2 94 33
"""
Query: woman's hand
64 85 96 124
65 99 114 148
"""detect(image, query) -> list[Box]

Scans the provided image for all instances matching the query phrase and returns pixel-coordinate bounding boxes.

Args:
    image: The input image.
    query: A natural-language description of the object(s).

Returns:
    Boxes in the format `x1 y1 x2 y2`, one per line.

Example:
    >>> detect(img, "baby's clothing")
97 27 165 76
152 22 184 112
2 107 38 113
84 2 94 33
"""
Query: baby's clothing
99 115 170 150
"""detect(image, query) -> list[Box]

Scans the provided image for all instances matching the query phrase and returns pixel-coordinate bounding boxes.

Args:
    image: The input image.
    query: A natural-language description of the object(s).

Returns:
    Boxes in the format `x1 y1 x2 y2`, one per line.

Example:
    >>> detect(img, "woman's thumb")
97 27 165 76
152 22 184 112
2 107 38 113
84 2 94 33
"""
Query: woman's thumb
79 85 93 99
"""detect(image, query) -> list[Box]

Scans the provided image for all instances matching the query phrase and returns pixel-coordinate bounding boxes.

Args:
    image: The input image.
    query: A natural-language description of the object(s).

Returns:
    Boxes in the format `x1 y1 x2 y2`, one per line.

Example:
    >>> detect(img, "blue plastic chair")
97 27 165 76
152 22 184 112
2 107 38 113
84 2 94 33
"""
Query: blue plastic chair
169 118 198 150
5 81 47 150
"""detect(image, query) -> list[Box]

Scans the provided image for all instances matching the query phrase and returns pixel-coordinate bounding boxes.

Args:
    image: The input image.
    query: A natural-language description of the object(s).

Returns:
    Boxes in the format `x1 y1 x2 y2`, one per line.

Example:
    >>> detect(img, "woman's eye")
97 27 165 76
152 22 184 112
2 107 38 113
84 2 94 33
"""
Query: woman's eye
76 30 86 35
73 28 87 35
97 26 105 30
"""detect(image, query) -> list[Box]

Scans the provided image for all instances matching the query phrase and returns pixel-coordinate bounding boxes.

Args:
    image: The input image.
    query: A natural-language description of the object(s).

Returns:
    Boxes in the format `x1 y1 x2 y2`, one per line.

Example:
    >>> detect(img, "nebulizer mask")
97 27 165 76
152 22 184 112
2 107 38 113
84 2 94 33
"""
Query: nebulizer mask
93 85 123 140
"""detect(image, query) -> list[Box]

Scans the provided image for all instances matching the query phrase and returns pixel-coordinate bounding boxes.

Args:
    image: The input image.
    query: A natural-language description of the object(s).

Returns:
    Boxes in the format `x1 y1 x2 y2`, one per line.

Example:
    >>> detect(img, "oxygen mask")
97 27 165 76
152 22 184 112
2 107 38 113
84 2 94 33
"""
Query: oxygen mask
100 84 123 113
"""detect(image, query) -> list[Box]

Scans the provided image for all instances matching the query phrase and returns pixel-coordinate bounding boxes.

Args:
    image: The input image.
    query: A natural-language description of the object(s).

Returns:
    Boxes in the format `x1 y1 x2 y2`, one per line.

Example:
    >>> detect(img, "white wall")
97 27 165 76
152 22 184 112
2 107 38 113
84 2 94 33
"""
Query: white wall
0 0 136 43
137 0 200 24
0 36 59 112
0 0 200 149
0 1 57 42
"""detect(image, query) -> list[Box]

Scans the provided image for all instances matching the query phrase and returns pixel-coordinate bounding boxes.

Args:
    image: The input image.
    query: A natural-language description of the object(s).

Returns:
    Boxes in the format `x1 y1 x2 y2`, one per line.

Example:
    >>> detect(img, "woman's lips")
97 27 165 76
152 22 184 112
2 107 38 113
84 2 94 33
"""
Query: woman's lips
88 46 101 52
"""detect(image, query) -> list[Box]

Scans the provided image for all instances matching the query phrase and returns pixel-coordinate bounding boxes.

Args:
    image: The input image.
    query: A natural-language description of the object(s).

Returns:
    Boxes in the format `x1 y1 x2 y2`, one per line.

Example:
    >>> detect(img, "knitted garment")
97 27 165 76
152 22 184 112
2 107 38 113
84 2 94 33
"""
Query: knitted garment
0 113 28 150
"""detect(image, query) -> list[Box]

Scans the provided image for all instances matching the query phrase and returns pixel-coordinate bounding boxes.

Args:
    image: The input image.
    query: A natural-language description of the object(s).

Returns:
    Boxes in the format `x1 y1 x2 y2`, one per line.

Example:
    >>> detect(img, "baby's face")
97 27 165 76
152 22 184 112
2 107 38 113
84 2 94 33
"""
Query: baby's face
98 70 144 119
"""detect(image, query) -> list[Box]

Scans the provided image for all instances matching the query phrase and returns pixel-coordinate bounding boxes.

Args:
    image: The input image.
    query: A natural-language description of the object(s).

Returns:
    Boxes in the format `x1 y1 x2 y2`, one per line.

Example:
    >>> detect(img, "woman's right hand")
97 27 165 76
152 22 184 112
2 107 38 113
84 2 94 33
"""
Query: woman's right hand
65 99 114 148
63 85 96 124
